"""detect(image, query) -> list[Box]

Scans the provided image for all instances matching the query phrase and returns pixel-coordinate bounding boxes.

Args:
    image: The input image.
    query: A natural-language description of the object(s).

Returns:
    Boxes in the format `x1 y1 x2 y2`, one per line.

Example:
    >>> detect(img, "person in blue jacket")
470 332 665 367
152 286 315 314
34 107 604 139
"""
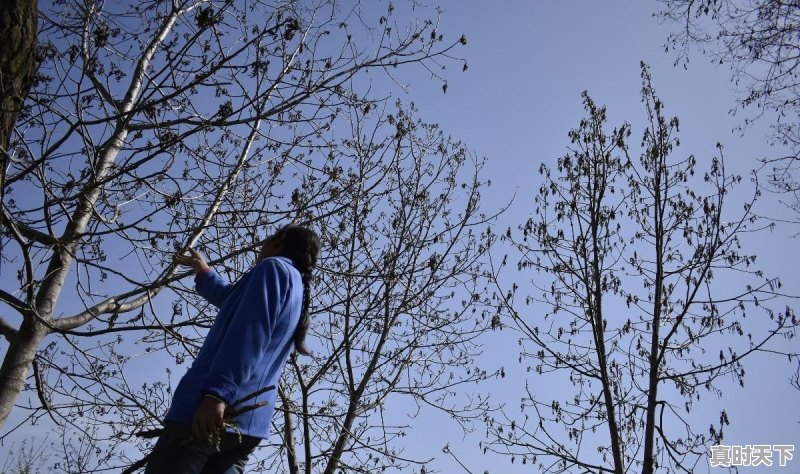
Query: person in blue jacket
144 224 321 474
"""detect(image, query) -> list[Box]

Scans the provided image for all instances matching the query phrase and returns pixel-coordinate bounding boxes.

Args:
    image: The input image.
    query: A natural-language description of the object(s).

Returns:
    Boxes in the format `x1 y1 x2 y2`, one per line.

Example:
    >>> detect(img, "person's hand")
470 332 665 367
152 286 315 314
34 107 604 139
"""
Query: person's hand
173 248 209 274
192 395 226 443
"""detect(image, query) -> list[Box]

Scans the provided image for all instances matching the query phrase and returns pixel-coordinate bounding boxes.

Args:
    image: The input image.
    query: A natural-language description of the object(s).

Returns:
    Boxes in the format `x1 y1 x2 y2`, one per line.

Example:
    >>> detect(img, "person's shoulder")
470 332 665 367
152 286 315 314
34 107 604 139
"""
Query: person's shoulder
254 256 298 278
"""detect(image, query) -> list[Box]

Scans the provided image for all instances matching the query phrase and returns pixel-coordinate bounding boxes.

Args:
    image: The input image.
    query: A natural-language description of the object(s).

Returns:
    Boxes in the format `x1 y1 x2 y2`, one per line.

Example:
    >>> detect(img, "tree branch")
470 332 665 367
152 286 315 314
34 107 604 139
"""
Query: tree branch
0 316 17 342
279 384 300 474
50 236 268 332
1 208 59 246
0 288 27 316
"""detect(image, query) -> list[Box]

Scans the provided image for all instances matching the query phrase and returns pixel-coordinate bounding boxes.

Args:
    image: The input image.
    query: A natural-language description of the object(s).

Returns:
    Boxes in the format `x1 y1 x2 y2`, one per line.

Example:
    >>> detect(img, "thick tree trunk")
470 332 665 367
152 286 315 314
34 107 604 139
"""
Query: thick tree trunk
0 0 38 231
0 317 48 427
0 0 39 432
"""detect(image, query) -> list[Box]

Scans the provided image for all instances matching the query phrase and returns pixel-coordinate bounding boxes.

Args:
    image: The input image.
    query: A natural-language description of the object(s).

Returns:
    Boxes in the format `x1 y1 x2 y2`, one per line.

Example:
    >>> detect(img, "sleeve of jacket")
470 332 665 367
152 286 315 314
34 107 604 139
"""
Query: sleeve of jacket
199 258 289 404
195 268 234 309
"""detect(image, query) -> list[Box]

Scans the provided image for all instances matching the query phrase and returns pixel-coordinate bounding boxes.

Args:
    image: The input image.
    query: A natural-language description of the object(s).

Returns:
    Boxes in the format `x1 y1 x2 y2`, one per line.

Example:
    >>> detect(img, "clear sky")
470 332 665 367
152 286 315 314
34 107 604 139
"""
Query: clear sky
2 2 798 473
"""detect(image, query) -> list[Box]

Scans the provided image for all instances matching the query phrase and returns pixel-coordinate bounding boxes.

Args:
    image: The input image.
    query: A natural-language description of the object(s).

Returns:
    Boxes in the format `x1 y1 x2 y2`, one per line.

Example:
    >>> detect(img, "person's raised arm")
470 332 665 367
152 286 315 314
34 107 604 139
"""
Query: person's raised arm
173 248 233 308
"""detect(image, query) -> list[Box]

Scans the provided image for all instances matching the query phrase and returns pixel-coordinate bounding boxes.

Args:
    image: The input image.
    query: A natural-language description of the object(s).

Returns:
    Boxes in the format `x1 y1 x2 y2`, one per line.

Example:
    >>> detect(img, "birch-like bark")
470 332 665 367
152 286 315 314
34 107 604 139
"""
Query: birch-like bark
0 3 182 428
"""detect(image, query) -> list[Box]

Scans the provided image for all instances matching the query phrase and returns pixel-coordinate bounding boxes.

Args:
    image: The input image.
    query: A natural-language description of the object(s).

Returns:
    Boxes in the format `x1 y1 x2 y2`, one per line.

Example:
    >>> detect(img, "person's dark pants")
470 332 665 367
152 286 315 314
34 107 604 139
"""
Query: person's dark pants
143 423 261 474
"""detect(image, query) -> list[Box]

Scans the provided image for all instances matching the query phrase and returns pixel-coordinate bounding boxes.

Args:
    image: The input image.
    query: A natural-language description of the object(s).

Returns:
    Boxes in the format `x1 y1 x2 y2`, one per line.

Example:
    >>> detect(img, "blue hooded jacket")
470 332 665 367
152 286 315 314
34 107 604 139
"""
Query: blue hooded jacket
165 256 302 439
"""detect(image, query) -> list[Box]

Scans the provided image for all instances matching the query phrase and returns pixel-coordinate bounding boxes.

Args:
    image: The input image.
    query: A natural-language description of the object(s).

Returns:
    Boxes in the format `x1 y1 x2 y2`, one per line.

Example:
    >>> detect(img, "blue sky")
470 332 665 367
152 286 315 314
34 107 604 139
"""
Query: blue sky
2 2 798 473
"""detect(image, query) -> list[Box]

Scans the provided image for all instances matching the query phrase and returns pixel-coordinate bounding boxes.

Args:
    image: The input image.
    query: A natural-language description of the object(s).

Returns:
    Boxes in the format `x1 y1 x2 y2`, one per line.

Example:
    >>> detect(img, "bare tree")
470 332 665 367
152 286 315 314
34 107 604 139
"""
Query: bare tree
268 102 497 474
658 0 800 217
660 0 800 113
1 437 50 474
484 64 796 474
0 0 470 437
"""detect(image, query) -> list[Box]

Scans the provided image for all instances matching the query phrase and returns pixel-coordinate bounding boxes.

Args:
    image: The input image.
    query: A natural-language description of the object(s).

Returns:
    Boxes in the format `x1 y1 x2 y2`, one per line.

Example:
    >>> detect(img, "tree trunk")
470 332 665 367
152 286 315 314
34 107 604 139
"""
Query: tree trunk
642 148 666 474
0 0 38 232
0 317 48 427
0 0 43 430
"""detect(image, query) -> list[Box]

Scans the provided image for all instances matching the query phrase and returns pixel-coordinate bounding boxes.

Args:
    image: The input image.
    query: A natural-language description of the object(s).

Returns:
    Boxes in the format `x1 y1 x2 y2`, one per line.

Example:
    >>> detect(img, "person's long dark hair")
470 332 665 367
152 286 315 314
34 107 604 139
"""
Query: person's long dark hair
272 224 320 356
